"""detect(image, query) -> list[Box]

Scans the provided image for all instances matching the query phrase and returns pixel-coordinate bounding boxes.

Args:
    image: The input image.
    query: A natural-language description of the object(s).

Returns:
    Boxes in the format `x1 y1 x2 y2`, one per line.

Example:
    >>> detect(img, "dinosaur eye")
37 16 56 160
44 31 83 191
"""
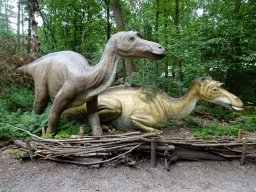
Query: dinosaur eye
129 36 135 42
212 87 218 92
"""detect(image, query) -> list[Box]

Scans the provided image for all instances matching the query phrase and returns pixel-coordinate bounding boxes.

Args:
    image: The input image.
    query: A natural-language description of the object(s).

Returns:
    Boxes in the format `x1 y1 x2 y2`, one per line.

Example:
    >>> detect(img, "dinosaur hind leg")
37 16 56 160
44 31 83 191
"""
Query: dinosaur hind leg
33 83 50 114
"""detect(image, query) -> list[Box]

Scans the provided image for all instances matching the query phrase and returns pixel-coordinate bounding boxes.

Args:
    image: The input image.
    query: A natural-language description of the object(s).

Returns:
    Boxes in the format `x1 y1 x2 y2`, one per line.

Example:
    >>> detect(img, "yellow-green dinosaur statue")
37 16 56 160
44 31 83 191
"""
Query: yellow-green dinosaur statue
63 78 244 133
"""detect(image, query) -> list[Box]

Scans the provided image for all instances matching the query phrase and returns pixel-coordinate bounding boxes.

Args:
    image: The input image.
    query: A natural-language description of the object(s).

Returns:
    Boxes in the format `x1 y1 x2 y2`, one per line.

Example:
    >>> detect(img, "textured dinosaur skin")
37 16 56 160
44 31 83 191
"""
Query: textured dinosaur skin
63 78 244 132
17 31 166 136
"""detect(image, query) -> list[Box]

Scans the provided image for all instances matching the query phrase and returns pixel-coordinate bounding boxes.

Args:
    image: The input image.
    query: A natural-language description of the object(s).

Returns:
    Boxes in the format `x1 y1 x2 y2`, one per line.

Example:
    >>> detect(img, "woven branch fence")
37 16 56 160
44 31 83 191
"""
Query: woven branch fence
10 128 256 169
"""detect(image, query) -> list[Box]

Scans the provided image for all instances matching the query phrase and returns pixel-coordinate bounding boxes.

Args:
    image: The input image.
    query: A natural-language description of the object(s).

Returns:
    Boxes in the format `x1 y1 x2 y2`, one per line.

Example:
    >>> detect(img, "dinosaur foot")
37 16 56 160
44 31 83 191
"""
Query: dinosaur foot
92 127 103 136
102 124 116 133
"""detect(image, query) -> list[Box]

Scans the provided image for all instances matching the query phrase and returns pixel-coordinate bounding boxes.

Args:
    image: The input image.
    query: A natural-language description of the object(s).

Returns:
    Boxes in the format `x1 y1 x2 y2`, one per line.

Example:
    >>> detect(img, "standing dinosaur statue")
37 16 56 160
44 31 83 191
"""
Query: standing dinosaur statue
63 78 244 132
17 31 166 136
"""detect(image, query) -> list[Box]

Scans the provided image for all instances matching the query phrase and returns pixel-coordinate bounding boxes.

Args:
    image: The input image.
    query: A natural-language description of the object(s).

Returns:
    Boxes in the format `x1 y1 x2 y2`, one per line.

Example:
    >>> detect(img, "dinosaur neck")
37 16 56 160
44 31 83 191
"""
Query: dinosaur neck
165 85 200 120
88 42 121 97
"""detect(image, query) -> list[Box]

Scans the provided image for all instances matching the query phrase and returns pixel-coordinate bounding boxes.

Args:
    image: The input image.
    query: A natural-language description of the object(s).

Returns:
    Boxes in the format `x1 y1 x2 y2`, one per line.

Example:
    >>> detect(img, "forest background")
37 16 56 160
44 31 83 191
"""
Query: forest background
0 0 256 139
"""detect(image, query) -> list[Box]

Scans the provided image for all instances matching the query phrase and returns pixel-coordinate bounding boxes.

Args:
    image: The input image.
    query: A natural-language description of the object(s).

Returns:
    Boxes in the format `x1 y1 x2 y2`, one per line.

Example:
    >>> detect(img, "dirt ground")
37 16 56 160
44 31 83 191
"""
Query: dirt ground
1 117 256 192
0 149 256 192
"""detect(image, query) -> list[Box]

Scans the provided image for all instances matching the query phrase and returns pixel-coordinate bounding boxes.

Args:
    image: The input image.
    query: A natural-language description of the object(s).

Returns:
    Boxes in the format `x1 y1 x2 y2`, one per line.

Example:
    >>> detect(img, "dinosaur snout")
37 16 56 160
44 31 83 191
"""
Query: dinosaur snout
231 96 244 110
149 43 166 60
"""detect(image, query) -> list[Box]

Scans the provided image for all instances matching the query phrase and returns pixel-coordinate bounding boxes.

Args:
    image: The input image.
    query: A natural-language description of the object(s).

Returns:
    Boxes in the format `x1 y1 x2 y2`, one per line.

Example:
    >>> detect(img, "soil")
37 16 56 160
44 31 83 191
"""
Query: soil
1 114 256 192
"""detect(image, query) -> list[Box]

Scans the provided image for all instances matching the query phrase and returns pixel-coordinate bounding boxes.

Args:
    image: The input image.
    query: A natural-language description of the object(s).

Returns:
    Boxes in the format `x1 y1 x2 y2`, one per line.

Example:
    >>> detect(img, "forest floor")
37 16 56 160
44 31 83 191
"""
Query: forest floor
1 114 256 192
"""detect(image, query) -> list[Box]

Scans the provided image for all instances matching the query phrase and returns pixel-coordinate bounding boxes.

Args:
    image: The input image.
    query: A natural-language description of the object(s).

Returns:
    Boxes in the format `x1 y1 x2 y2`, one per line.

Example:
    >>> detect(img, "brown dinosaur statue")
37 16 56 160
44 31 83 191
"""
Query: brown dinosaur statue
17 31 166 136
63 78 244 132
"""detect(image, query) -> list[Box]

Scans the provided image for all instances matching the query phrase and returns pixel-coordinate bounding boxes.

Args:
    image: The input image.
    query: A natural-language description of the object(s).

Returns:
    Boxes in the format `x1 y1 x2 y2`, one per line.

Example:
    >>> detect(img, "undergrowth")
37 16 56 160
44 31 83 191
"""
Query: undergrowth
185 108 256 137
0 86 91 141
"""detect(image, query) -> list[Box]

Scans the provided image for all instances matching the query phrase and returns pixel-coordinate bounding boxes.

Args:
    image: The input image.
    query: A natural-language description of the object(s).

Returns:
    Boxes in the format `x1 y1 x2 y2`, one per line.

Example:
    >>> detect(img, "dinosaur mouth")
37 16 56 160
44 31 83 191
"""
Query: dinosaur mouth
231 105 243 111
150 50 166 60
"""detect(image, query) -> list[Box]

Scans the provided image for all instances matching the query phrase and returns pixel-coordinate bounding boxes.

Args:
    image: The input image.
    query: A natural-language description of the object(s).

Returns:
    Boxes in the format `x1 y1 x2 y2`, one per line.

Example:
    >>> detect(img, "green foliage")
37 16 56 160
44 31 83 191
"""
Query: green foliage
192 123 242 137
54 131 71 139
184 116 202 128
0 85 88 140
1 85 35 112
242 109 256 132
190 108 256 137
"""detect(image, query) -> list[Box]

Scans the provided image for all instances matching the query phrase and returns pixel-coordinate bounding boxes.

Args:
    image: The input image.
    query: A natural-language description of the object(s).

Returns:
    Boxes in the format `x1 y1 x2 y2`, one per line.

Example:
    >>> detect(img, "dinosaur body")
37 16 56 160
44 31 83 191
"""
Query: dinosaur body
63 78 244 132
17 31 166 135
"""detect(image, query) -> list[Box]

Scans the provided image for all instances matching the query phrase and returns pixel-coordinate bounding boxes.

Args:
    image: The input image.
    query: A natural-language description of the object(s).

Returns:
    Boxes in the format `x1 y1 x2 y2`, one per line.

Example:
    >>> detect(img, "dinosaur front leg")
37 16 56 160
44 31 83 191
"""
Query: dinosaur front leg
46 98 71 134
87 96 103 136
129 113 159 133
97 96 122 122
46 88 76 134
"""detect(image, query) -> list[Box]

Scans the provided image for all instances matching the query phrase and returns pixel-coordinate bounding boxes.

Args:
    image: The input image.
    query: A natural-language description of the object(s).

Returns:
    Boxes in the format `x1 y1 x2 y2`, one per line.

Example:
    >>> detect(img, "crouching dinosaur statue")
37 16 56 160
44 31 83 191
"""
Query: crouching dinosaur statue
63 78 244 133
17 31 166 136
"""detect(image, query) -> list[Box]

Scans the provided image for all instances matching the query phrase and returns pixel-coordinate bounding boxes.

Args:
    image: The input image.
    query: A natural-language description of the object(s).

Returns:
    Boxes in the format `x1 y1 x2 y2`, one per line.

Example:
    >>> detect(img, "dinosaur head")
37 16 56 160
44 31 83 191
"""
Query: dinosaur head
196 78 244 110
112 31 166 61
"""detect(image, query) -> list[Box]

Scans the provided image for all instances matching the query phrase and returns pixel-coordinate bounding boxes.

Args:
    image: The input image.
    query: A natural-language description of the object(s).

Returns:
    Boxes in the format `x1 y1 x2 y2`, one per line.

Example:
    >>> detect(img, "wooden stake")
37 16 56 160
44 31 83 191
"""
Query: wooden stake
42 127 46 136
25 140 35 162
151 139 157 168
240 141 248 165
238 129 243 139
80 127 84 136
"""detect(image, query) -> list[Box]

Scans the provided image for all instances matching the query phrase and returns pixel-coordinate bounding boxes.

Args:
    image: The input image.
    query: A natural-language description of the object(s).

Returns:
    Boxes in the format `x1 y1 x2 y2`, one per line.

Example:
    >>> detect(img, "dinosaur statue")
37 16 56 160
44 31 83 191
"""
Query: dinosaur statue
63 78 244 132
17 31 166 136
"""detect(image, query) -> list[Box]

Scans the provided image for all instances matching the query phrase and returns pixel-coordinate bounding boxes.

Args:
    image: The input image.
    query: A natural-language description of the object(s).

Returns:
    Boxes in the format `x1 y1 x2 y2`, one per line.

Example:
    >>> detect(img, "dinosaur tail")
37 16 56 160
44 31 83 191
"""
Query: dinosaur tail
16 64 33 76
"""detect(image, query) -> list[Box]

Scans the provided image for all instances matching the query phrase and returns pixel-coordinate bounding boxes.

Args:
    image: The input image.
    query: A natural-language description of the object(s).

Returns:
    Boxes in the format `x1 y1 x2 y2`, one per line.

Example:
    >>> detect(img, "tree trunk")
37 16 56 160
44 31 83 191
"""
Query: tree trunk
27 0 31 53
105 0 111 41
5 0 9 33
111 0 125 31
155 0 160 75
111 0 133 79
174 0 182 81
73 9 77 52
17 0 21 49
164 5 169 78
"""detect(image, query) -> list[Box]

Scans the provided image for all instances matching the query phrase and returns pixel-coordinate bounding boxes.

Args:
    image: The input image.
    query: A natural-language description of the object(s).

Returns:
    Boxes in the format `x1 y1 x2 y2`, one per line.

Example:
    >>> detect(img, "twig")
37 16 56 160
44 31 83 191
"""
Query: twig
0 122 42 139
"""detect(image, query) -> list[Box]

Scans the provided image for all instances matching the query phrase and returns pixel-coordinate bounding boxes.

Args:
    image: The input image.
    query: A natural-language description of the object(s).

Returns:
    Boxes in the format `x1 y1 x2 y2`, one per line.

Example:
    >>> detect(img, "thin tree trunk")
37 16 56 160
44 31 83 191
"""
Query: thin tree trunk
174 0 182 81
21 4 25 48
5 0 9 33
27 0 31 53
164 4 169 78
155 0 160 75
17 0 21 49
73 0 77 52
29 0 38 53
105 0 111 41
